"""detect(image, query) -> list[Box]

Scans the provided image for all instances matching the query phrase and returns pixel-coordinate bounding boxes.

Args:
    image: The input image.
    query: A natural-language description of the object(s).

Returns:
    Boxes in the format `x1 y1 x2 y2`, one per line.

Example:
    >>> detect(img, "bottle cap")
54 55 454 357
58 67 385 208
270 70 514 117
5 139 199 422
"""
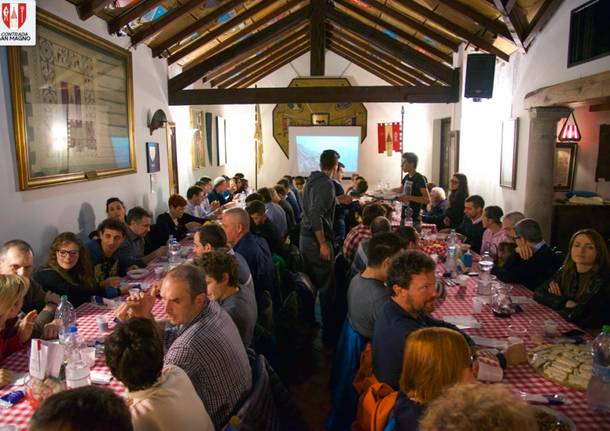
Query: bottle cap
60 295 68 301
68 324 78 333
603 325 610 333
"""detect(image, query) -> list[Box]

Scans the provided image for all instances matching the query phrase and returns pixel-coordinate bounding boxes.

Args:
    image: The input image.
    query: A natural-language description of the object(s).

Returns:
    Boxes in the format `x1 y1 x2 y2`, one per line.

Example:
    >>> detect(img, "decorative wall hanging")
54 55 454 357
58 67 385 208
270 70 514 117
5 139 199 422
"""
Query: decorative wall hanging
377 122 401 156
554 142 578 191
190 108 206 169
216 116 226 166
272 78 368 157
205 112 213 163
500 118 518 189
8 9 136 190
146 142 160 173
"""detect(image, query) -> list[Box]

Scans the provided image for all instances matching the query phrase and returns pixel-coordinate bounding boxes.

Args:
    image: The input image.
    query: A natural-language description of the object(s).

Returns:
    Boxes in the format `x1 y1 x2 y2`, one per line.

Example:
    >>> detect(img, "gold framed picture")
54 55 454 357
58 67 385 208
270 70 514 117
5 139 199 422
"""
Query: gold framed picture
8 9 136 190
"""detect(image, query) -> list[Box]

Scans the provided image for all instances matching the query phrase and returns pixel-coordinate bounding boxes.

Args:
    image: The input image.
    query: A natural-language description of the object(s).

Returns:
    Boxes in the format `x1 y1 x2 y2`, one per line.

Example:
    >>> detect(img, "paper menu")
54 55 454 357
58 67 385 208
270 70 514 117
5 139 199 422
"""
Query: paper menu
29 339 65 379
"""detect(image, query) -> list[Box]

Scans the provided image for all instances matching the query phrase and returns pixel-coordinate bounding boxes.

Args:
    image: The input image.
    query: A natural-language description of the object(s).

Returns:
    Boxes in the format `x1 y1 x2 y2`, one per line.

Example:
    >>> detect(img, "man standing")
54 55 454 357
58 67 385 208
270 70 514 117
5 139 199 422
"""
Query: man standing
395 152 430 228
456 195 485 254
118 265 251 429
118 207 167 269
300 149 352 347
0 240 59 339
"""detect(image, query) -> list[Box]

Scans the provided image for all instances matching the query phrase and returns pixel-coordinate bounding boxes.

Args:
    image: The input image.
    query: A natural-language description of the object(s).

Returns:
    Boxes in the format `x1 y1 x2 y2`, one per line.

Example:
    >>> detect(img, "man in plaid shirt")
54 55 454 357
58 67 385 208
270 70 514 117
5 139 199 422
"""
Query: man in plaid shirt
119 264 252 429
342 203 387 265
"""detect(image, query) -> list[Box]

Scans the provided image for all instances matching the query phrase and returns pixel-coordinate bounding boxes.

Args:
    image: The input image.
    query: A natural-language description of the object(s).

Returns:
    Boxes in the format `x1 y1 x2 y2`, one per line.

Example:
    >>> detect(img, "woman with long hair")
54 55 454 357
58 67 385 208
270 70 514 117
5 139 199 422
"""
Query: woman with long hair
89 197 127 239
443 173 469 229
534 229 610 329
33 232 101 307
386 327 475 431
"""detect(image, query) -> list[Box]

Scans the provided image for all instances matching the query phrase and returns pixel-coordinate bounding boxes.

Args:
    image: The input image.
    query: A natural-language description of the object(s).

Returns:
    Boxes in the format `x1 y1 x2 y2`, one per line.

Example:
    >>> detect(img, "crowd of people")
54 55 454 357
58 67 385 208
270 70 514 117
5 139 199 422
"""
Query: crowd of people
0 150 609 431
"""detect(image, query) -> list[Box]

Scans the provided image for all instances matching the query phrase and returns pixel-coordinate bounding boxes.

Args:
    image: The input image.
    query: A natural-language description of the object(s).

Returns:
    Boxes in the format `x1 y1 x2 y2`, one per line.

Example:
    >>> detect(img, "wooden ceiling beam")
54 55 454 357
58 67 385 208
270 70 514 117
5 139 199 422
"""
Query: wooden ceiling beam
522 0 563 49
328 46 403 86
493 0 527 53
168 6 311 92
162 0 270 62
211 30 309 87
335 0 452 64
222 41 309 88
366 0 459 51
325 6 455 84
433 0 512 40
328 25 437 85
169 83 460 105
107 0 163 34
78 0 115 20
310 0 326 76
393 0 510 61
182 0 305 71
203 21 308 82
328 41 413 86
232 46 310 89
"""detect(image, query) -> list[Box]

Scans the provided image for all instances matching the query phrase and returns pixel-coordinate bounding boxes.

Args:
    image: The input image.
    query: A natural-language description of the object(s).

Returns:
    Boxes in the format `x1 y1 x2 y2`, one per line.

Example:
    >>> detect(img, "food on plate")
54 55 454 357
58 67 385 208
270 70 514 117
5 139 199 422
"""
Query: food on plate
533 406 574 431
528 344 592 390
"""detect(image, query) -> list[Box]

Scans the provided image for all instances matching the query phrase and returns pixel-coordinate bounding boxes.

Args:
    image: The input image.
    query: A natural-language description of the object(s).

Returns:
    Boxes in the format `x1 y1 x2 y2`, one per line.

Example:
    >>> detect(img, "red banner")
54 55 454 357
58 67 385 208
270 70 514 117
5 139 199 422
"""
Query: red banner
377 122 401 155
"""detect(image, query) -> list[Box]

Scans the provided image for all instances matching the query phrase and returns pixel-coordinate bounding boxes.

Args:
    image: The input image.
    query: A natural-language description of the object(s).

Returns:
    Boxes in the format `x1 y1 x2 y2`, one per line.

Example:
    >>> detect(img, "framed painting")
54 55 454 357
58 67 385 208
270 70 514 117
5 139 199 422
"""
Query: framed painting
146 142 160 173
216 116 226 166
554 142 578 191
190 108 206 169
8 9 136 190
500 118 519 189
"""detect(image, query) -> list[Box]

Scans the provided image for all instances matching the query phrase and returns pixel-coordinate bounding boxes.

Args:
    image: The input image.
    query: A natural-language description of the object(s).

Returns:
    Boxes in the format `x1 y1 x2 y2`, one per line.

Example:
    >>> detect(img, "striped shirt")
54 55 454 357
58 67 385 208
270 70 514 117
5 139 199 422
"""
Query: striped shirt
163 299 251 429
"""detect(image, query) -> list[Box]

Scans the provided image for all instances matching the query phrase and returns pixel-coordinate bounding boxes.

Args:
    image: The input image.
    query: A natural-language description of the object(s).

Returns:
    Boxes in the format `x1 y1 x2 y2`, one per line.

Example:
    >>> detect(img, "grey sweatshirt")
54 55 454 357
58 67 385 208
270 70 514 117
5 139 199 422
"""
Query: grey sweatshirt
300 171 336 239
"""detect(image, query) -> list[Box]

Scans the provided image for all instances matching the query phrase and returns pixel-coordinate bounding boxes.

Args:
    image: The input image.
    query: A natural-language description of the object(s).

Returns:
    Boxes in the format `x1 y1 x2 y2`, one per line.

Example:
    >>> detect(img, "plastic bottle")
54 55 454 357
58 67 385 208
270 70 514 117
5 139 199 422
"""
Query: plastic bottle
167 235 181 264
477 251 494 295
446 243 458 277
55 295 76 344
586 325 610 412
64 325 90 389
447 229 457 247
462 249 473 269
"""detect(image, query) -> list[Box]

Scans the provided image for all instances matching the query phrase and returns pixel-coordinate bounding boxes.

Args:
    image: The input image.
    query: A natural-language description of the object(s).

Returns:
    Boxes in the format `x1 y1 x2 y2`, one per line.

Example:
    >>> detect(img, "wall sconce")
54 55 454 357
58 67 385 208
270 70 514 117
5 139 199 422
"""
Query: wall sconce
148 109 167 135
558 110 581 142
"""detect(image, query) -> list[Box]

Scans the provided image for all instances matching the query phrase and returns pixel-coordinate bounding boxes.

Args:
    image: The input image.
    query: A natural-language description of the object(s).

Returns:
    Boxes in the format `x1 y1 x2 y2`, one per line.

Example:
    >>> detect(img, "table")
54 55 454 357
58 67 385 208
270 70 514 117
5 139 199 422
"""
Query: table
431 275 610 430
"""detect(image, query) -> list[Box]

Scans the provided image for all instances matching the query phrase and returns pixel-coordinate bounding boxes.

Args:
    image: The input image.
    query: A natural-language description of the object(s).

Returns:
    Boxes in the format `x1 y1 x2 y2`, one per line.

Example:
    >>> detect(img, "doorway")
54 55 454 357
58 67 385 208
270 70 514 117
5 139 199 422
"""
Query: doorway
439 118 459 190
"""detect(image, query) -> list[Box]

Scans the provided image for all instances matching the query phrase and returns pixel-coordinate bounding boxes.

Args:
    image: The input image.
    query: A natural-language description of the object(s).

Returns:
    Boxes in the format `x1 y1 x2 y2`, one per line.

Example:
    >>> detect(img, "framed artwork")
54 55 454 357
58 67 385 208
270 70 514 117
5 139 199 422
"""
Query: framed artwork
554 142 578 191
146 142 160 173
500 118 519 189
190 108 206 169
216 116 226 166
8 9 135 190
311 113 330 125
165 122 179 195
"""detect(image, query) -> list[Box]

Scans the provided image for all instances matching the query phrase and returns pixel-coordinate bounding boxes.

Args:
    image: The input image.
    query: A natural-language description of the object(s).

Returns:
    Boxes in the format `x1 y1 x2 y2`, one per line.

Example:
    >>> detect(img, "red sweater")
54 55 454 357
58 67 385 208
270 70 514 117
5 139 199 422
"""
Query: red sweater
0 317 25 360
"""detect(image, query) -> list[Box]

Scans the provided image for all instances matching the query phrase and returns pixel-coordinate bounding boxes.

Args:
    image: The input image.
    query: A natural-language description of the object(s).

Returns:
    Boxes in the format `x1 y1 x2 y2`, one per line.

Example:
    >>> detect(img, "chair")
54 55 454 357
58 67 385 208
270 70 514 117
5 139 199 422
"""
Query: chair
326 319 367 431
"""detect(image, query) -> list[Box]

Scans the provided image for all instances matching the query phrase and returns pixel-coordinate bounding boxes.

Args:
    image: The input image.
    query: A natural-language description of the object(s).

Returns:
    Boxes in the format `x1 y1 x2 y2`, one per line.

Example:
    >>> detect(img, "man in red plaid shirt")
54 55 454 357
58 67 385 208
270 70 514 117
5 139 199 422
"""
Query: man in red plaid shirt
342 203 387 265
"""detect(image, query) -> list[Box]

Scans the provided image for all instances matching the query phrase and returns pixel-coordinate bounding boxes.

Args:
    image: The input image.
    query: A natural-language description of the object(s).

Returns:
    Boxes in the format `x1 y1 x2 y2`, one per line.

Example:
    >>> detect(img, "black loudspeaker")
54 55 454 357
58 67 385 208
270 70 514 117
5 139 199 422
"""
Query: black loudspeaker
464 54 496 99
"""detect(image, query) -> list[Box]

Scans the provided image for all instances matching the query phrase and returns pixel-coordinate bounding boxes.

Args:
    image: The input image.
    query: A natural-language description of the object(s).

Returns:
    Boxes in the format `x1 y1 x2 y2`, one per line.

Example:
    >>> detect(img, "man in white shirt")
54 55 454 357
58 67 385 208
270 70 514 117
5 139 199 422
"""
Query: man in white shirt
185 186 205 218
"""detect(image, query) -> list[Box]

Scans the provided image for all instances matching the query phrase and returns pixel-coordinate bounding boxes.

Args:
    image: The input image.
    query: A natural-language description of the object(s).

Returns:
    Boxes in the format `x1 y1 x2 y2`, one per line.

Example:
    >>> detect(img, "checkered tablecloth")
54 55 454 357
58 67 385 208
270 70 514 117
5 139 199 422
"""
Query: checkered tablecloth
431 275 610 430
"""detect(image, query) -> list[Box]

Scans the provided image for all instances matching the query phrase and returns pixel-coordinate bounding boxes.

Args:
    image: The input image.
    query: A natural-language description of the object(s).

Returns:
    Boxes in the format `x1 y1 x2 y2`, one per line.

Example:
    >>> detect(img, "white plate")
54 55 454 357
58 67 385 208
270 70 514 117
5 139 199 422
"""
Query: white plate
127 269 149 279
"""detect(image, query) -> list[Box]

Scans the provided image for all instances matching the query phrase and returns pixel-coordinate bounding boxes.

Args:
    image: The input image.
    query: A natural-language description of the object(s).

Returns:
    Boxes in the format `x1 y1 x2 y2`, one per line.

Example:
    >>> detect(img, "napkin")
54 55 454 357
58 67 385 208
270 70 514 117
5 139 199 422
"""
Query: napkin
29 339 64 379
442 315 481 329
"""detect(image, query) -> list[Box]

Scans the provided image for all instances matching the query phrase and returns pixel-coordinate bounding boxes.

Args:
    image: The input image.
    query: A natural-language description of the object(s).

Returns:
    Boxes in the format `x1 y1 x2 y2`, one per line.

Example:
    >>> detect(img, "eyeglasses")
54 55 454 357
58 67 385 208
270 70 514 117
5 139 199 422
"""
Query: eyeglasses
57 250 79 257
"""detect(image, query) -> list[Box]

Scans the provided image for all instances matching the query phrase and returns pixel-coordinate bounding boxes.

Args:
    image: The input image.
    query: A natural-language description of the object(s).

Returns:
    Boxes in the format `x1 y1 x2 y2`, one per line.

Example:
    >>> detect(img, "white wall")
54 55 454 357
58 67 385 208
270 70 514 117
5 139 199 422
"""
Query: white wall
0 0 170 261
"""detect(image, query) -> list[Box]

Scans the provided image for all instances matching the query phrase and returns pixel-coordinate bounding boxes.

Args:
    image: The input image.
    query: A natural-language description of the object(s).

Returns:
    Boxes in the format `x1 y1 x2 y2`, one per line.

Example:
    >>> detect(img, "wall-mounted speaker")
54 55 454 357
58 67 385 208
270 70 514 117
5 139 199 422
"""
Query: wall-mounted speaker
464 54 496 99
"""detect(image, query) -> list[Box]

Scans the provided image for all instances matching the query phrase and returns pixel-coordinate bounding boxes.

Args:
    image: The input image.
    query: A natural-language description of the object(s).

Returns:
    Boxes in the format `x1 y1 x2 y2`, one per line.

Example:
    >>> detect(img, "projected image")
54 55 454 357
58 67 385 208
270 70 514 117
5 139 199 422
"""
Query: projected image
296 135 359 173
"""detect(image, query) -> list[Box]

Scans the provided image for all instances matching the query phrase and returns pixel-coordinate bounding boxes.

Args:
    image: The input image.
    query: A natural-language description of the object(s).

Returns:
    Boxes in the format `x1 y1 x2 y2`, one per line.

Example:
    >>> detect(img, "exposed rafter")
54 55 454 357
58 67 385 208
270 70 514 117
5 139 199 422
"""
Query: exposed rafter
523 0 563 49
107 0 163 34
328 45 405 86
168 6 311 92
433 0 512 41
493 0 528 53
310 0 326 76
77 0 114 20
233 46 310 88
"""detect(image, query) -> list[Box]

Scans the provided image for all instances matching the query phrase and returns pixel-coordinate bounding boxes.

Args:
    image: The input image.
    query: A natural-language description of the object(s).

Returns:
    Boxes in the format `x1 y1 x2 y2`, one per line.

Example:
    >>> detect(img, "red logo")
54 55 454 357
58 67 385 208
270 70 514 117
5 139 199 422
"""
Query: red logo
2 3 27 31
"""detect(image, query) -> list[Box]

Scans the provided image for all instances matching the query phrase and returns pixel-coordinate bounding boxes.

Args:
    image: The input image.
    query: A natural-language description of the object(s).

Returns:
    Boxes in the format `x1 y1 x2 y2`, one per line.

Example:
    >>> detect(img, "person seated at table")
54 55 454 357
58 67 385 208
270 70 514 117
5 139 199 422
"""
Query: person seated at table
185 185 207 218
34 232 107 308
198 176 221 217
501 211 525 241
395 226 421 251
455 195 485 254
153 194 207 246
193 224 253 290
117 264 252 429
277 178 301 222
386 327 476 431
492 218 560 291
429 173 468 230
0 275 38 387
257 187 288 239
118 207 167 269
480 205 508 258
422 186 449 221
207 176 230 206
29 386 134 431
105 317 213 431
534 229 610 330
196 251 257 346
273 185 297 232
497 242 517 268
418 383 536 431
246 200 286 259
1 240 59 339
347 177 368 199
222 208 276 303
347 232 405 340
294 175 305 206
89 197 127 240
343 203 387 265
350 216 392 278
86 219 131 297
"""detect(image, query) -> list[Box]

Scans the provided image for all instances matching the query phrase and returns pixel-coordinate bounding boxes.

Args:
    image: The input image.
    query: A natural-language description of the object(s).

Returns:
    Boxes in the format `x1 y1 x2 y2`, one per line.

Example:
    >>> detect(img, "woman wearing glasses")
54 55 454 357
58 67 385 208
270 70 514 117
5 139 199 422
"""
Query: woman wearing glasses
33 232 102 307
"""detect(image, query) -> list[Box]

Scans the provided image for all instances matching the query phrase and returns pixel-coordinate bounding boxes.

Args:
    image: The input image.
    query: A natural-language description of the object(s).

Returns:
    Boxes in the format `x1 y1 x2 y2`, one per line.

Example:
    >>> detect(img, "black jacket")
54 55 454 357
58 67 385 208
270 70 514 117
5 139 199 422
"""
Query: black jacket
492 243 561 291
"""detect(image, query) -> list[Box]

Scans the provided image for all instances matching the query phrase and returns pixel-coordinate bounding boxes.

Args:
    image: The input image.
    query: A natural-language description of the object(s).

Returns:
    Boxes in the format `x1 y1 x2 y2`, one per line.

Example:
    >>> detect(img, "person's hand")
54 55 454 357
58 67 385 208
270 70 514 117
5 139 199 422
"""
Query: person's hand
515 237 533 260
150 280 162 297
18 310 38 344
45 291 60 305
211 201 220 210
503 342 528 366
337 194 353 205
548 281 562 296
101 277 121 289
319 242 331 262
115 302 134 322
0 369 13 388
155 246 168 258
398 195 411 203
565 300 578 308
124 291 155 319
42 320 60 340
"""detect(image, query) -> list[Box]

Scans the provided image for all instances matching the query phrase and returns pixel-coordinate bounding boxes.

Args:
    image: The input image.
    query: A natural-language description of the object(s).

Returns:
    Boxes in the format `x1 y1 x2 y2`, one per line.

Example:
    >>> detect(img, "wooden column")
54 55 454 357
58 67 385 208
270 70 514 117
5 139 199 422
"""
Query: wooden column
310 0 326 76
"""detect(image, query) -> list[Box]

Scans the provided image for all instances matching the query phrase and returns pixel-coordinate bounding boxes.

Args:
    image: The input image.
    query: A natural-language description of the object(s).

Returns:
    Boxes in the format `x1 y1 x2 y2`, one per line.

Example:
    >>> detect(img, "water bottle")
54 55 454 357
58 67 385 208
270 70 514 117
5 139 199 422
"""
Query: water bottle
446 243 458 277
55 295 76 344
586 325 610 412
462 249 473 269
167 235 181 264
478 252 494 295
447 229 457 246
64 325 90 389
